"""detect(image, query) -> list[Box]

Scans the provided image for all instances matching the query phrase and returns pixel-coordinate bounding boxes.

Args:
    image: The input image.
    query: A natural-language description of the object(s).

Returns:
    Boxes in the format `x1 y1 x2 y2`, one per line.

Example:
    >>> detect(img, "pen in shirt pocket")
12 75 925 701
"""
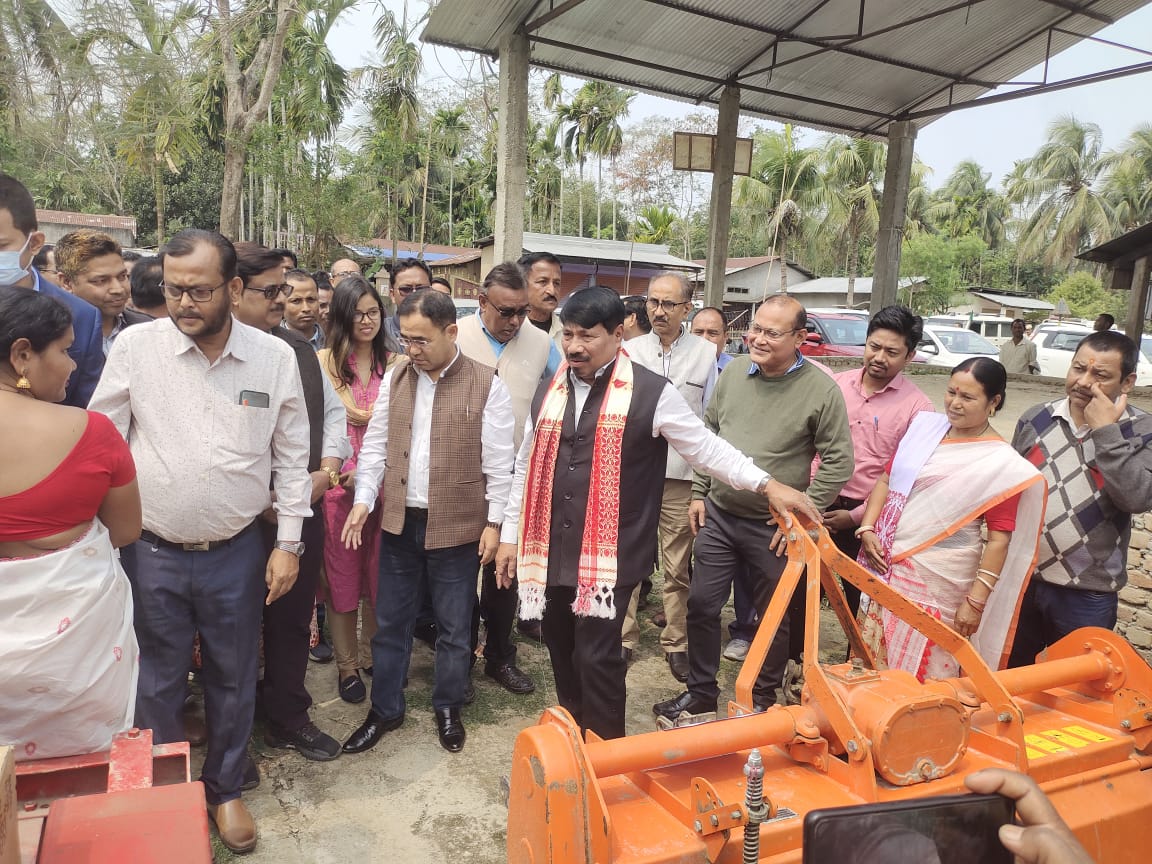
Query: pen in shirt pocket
873 416 878 431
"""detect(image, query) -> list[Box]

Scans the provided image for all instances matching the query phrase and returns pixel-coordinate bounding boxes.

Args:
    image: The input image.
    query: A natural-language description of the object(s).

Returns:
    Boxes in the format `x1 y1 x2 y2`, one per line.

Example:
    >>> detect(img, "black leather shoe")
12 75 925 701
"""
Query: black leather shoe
666 651 689 682
485 664 535 695
342 709 404 754
652 691 717 722
339 671 366 704
435 707 466 752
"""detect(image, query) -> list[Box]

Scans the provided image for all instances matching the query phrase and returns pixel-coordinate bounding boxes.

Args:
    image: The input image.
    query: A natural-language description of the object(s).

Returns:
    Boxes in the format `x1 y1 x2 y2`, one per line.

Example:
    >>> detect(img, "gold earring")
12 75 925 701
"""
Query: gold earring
16 370 31 391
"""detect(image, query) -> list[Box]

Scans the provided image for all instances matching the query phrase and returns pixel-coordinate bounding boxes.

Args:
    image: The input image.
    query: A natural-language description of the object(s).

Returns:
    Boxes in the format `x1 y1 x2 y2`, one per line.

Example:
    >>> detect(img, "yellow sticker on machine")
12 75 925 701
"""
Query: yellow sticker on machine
1041 730 1089 748
1063 725 1112 743
1024 734 1067 754
1025 747 1047 759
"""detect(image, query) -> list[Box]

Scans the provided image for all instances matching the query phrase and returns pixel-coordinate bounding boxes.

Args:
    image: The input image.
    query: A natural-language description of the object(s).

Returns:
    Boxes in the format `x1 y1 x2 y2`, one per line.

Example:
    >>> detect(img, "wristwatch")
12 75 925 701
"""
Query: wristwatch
486 521 502 531
275 540 306 557
756 475 773 495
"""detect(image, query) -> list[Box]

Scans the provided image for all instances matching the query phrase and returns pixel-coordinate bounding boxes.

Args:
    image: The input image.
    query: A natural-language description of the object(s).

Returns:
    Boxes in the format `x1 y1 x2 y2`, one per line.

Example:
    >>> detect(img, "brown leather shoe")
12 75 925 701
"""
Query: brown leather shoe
207 798 257 854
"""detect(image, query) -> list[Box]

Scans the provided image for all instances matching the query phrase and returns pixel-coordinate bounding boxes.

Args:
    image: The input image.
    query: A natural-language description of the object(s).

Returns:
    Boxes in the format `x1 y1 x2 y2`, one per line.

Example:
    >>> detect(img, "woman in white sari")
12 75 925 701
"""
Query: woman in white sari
857 357 1046 681
0 288 142 760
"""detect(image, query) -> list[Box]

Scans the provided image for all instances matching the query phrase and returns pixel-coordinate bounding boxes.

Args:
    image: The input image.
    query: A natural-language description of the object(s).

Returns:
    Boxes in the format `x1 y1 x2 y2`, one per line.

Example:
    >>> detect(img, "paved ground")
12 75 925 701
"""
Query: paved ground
204 366 1152 862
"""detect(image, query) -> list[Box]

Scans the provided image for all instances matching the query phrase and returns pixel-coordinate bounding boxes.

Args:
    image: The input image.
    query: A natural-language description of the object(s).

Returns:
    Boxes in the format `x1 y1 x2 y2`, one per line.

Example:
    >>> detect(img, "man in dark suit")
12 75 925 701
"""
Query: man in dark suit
56 230 151 356
0 173 104 406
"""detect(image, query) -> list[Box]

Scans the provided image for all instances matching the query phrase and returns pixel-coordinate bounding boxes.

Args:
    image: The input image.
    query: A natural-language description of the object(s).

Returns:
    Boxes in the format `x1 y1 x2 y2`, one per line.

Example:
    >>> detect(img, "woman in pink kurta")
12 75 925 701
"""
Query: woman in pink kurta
318 276 391 703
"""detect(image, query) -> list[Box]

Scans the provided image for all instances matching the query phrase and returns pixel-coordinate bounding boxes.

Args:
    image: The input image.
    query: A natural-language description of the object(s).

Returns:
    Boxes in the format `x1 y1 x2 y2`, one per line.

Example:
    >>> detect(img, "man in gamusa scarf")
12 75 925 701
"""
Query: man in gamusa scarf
494 287 821 740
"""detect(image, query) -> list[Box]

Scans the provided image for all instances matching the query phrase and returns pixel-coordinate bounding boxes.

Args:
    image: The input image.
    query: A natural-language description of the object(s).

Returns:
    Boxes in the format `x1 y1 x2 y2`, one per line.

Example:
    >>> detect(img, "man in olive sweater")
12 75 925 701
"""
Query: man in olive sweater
655 295 853 719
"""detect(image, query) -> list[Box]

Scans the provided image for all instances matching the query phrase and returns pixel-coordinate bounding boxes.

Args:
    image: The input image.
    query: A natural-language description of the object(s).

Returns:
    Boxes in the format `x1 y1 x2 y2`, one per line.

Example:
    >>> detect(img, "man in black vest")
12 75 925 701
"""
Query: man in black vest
494 288 820 740
232 243 351 762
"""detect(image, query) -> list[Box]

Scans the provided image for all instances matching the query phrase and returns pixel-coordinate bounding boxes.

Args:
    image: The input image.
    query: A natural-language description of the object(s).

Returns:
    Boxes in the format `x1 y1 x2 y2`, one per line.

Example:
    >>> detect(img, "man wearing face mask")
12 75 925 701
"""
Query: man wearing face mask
0 174 104 407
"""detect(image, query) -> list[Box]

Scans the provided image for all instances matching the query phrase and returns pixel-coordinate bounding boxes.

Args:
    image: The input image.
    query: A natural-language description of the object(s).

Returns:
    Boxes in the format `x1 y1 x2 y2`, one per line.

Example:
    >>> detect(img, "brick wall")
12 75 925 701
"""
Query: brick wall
1119 514 1152 664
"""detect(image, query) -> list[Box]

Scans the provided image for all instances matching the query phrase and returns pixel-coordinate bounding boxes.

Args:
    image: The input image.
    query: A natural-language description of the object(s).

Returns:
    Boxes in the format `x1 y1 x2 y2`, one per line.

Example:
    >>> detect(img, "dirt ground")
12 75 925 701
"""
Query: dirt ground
205 369 1152 862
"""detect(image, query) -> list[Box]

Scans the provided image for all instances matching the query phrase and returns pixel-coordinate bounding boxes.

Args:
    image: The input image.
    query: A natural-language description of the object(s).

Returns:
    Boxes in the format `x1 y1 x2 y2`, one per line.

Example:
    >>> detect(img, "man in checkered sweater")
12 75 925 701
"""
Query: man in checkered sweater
1008 331 1152 667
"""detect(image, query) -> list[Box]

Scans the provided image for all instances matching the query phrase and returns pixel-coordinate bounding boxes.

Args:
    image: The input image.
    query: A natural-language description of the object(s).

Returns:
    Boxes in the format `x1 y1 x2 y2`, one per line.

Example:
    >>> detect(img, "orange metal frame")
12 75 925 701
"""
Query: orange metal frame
507 517 1152 863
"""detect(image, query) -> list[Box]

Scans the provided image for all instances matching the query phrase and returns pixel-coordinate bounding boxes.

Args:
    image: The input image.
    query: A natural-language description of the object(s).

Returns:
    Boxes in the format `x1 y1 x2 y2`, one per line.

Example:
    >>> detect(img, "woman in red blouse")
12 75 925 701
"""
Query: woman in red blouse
0 287 142 760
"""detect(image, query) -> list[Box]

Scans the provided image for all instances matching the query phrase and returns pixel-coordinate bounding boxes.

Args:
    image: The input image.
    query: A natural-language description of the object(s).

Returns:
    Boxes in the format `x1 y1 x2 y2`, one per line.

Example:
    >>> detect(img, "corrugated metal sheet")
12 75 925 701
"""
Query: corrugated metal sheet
519 231 702 268
424 0 1152 137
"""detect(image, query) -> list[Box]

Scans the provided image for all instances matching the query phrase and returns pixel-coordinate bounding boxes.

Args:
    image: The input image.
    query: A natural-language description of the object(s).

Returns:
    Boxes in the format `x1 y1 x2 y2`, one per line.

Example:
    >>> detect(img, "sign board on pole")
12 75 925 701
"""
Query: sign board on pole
672 132 753 176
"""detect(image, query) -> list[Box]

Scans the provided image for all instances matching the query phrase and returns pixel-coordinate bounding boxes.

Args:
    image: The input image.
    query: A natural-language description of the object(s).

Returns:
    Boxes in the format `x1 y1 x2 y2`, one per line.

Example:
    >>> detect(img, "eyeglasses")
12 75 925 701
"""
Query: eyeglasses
353 308 382 323
747 325 801 341
161 279 229 302
490 304 531 319
331 271 359 280
397 335 432 349
645 298 691 312
394 284 430 296
243 283 292 300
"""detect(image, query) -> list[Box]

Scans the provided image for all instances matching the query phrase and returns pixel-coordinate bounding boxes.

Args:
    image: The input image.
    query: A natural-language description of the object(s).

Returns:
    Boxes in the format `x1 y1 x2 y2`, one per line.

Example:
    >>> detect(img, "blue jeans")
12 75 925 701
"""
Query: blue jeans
370 511 479 718
120 526 265 804
1007 580 1118 668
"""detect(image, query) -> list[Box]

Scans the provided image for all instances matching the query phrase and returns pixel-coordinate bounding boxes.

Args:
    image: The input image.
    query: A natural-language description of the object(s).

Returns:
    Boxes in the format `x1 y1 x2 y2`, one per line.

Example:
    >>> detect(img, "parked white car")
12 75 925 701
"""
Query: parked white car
917 325 1000 369
1030 324 1152 386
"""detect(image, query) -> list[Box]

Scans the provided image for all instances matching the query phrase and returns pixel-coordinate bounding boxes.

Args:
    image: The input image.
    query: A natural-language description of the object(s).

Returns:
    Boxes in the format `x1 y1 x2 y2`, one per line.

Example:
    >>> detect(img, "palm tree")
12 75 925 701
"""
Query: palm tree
357 1 426 258
927 159 1009 248
431 106 469 244
1005 116 1116 269
821 136 887 306
633 205 677 244
735 125 822 291
0 0 80 133
583 82 634 237
554 85 601 236
1105 124 1152 230
86 0 203 243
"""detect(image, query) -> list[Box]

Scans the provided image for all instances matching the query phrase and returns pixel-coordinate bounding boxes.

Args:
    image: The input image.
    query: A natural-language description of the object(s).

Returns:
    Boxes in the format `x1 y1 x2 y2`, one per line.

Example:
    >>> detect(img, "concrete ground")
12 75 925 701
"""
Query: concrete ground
204 366 1152 862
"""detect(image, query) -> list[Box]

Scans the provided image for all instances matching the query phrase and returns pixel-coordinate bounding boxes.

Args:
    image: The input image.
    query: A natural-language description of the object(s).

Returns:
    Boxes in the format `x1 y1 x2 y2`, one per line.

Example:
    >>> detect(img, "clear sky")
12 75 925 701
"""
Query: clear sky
328 2 1152 189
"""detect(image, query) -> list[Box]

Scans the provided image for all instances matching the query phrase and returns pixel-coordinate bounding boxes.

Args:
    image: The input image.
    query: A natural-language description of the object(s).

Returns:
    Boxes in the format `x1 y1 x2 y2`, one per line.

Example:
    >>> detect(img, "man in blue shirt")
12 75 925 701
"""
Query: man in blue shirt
0 174 104 407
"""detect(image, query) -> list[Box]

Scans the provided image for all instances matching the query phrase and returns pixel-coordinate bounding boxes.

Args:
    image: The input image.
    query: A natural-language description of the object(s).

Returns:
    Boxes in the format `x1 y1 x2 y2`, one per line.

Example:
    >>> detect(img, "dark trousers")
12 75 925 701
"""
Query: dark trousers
827 495 867 617
370 511 479 718
542 583 632 740
259 515 323 731
688 500 790 706
728 564 759 642
121 526 264 805
1007 580 1119 668
472 561 518 673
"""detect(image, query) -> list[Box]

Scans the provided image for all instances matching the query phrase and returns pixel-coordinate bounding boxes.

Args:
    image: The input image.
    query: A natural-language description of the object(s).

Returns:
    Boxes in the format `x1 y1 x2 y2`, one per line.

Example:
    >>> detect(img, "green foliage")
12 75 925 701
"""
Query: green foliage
1045 272 1125 320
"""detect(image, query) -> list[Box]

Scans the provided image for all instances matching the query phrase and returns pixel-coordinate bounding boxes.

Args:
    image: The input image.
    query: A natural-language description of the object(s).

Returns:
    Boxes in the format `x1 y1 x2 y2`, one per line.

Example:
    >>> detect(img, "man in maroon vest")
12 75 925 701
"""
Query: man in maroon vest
340 289 515 753
495 287 820 740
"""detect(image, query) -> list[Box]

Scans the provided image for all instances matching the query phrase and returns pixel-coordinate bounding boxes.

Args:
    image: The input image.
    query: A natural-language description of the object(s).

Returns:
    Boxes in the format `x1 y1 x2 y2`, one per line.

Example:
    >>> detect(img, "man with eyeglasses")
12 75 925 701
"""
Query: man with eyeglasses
622 272 717 681
55 230 151 356
341 289 515 755
329 258 362 285
381 258 435 355
654 294 853 723
455 262 561 696
229 242 350 766
90 229 313 853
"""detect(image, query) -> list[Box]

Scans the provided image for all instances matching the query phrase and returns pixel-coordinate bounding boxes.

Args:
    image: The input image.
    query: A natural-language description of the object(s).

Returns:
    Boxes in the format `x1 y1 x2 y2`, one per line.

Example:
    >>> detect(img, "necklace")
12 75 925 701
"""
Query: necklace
947 420 991 439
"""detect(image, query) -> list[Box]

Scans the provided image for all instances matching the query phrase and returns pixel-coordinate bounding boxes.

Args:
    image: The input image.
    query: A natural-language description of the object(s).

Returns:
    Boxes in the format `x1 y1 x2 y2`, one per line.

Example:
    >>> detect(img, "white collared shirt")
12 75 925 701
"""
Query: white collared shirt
354 349 515 522
90 316 313 543
1051 398 1096 462
500 369 767 544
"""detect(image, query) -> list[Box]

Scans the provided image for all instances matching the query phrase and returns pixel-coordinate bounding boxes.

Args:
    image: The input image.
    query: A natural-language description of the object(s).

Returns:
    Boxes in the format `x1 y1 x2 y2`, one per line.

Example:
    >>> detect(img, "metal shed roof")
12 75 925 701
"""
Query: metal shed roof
969 290 1056 310
423 0 1152 138
478 230 702 269
1078 222 1152 265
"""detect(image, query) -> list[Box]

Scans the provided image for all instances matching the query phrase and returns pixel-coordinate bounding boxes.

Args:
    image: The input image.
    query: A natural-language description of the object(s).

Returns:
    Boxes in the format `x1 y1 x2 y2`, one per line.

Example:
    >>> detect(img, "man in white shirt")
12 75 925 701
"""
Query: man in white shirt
494 288 819 740
623 272 717 681
90 229 312 854
340 289 515 754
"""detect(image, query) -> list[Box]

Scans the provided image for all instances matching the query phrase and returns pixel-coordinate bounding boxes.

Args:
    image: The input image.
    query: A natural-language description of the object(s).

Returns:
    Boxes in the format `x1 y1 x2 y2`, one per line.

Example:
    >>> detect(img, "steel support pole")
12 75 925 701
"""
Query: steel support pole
494 31 529 264
704 84 740 309
870 120 917 313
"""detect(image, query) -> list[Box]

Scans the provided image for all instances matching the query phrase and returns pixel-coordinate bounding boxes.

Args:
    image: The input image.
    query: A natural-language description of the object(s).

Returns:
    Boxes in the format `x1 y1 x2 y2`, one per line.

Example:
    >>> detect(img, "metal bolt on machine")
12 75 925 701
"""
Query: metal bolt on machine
505 516 1152 863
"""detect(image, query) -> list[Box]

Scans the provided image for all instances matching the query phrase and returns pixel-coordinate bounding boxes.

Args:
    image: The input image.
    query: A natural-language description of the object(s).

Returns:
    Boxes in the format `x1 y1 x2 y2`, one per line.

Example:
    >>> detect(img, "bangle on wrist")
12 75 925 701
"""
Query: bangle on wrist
964 594 986 613
854 524 875 538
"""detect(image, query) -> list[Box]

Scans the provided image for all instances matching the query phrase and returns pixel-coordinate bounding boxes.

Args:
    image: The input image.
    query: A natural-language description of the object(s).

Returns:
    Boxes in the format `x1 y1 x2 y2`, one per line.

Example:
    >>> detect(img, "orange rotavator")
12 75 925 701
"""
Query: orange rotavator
507 516 1152 863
